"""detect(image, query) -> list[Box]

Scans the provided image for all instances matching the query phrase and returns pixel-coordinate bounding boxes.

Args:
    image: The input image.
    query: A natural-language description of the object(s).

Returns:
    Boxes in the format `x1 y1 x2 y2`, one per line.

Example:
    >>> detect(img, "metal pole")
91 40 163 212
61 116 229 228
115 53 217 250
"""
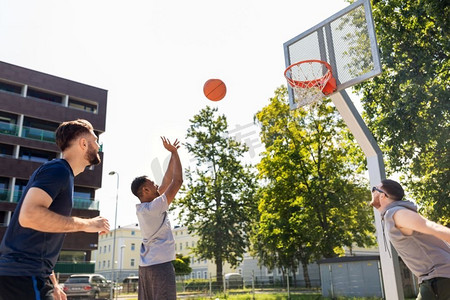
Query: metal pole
252 270 255 300
108 171 119 300
330 91 404 299
286 270 290 299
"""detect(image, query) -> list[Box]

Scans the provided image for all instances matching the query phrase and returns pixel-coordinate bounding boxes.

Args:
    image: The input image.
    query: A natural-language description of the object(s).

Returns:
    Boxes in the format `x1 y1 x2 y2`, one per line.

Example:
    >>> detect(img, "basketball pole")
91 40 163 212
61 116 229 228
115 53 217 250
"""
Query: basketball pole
330 90 404 300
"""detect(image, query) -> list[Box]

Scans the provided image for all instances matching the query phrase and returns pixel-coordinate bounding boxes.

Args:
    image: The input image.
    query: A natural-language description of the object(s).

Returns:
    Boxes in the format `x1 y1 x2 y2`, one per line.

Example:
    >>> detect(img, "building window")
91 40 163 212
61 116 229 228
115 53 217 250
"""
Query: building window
175 244 177 251
19 147 57 163
27 87 63 104
180 243 182 250
0 80 22 95
197 271 201 279
108 245 111 252
108 260 110 268
192 241 195 247
103 261 105 268
68 98 98 114
0 112 18 136
104 246 107 253
204 271 208 279
13 179 28 203
0 177 9 202
0 143 13 158
131 243 135 251
131 259 135 267
131 231 135 235
186 242 188 248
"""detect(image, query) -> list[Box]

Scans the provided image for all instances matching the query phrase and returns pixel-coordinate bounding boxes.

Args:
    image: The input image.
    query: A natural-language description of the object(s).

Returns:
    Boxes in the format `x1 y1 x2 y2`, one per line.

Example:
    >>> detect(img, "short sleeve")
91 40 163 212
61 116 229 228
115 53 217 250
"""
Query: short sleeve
30 163 71 200
152 194 169 214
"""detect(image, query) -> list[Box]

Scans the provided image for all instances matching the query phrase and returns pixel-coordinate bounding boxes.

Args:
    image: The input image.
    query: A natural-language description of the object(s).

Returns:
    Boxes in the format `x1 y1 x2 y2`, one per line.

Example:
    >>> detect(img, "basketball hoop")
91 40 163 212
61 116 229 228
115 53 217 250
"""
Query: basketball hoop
284 60 337 107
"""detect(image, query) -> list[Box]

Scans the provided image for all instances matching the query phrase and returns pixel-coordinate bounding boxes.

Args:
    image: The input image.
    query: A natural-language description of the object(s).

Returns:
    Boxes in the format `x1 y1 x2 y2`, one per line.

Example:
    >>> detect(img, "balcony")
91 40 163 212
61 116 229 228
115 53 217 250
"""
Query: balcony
0 189 99 210
0 123 19 136
73 197 100 210
0 123 56 143
21 125 55 143
0 188 22 203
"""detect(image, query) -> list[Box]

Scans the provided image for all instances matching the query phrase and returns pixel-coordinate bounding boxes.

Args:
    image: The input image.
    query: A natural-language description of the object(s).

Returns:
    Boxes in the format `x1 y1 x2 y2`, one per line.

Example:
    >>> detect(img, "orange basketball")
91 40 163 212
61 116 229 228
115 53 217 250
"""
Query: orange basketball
203 79 226 101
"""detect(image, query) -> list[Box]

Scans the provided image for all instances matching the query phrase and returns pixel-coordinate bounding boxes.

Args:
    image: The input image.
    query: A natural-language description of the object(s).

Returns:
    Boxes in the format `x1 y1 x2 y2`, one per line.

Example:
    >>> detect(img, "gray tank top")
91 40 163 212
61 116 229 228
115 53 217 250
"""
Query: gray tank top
382 201 450 283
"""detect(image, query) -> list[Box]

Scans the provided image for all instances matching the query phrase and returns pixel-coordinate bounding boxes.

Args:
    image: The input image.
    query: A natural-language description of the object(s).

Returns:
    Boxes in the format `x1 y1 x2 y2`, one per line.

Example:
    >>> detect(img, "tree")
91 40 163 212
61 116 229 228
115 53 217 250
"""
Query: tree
175 106 257 287
251 87 376 285
173 253 192 276
354 0 449 224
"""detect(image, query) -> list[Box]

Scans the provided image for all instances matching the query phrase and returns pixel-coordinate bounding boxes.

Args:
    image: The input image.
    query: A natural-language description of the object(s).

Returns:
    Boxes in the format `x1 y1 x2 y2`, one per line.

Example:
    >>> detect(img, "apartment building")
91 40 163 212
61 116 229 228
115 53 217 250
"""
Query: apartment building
94 223 142 281
0 61 107 275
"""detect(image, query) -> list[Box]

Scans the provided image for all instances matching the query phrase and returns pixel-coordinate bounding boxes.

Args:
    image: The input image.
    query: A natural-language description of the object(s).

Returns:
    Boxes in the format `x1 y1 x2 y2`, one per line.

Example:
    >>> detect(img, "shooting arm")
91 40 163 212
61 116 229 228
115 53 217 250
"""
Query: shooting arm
163 150 183 204
19 187 110 233
158 153 176 195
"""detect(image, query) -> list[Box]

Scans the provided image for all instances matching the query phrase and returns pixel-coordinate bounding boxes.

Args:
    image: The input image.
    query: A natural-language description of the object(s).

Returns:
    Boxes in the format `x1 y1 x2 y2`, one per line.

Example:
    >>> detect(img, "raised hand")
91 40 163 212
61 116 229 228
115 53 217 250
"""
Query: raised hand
161 136 180 153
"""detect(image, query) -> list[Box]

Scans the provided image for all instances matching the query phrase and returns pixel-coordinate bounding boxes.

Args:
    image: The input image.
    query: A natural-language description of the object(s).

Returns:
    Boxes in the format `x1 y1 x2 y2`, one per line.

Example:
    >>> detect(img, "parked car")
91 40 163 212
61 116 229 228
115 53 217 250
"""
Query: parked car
62 274 111 299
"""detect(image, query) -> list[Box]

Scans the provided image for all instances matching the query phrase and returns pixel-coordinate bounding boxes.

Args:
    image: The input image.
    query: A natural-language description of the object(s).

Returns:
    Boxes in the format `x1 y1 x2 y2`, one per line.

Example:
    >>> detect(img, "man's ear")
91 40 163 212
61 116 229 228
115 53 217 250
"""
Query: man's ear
79 137 88 150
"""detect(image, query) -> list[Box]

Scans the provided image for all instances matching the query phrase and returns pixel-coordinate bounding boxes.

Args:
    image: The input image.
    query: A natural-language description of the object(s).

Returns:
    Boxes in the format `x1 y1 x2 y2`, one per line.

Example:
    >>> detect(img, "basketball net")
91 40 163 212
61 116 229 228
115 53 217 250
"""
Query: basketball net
284 60 336 107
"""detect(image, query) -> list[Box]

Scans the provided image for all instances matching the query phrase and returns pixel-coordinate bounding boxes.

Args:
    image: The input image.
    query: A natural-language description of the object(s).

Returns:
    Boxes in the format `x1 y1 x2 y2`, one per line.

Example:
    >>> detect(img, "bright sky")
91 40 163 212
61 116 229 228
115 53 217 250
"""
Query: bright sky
0 0 352 228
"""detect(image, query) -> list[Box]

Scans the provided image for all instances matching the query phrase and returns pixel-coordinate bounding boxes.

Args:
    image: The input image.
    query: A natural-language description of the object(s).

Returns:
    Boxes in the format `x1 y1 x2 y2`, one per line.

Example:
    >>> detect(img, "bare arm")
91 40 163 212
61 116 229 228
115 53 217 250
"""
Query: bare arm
19 187 110 233
158 138 180 195
393 209 450 242
158 137 183 204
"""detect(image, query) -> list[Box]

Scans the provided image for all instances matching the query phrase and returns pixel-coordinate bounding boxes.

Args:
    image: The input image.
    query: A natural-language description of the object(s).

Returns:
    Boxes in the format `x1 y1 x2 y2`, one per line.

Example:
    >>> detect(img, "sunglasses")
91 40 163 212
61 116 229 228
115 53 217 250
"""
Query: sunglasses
372 186 388 197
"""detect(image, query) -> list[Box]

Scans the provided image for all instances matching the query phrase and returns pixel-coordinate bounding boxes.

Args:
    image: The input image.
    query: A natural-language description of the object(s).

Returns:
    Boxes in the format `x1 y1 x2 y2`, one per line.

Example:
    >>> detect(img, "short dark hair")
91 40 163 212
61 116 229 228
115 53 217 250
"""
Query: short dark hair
381 179 404 201
55 119 94 151
131 176 148 197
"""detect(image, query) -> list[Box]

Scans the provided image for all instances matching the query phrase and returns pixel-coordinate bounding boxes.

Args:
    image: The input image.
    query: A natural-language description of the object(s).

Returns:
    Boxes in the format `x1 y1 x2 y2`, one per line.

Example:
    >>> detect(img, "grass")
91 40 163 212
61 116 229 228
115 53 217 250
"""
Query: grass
177 293 386 299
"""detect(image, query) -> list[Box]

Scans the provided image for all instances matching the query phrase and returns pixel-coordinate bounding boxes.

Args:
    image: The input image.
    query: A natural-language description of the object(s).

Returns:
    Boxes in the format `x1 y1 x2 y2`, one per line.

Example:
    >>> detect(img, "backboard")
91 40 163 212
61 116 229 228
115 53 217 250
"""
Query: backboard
283 0 381 110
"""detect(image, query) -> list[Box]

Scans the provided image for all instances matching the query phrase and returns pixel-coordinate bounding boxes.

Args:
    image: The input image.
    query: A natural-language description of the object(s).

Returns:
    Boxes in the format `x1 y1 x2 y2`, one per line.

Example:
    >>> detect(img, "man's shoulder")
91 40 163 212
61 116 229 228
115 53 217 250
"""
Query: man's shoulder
136 194 168 213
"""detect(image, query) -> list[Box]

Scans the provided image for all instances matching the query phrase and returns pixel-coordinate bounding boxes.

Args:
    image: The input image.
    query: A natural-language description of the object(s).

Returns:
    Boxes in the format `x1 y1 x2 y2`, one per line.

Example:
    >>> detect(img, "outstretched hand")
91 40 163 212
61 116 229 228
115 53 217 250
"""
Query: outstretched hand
161 137 180 153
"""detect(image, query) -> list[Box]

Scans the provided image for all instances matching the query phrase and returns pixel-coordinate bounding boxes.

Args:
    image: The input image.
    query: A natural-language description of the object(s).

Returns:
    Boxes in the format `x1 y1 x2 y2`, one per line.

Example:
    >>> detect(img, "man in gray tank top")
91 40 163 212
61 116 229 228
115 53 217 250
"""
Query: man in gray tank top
370 179 450 300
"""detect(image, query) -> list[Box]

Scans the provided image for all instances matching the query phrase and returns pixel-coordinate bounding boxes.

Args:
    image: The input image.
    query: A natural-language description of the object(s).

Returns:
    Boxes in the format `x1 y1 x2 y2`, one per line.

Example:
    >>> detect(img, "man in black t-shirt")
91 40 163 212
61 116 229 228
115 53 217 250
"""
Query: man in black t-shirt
0 119 110 300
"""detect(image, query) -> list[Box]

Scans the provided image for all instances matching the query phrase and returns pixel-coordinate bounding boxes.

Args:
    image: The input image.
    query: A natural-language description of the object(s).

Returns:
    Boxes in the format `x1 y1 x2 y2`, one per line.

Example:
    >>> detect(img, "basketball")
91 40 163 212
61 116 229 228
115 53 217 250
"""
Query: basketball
203 79 226 101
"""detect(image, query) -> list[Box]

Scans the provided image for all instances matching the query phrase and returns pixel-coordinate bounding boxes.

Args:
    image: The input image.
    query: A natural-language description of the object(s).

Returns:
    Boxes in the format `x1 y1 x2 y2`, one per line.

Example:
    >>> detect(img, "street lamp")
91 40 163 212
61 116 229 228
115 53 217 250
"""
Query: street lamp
118 244 126 300
108 171 119 300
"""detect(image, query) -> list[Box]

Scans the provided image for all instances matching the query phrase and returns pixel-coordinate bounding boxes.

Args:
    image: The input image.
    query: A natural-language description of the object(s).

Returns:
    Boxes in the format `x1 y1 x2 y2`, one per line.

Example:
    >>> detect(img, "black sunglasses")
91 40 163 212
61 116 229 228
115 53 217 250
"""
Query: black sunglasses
372 186 388 197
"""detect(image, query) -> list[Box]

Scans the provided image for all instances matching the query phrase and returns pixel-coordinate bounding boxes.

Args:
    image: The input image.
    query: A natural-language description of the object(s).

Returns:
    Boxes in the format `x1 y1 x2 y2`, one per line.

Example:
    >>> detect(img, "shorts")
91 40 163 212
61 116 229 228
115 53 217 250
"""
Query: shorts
417 277 450 300
0 275 54 300
138 261 176 300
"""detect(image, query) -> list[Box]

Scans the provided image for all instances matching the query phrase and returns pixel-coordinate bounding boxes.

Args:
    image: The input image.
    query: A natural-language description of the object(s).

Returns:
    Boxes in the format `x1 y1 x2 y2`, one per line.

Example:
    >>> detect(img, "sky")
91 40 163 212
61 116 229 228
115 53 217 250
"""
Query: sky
0 0 355 228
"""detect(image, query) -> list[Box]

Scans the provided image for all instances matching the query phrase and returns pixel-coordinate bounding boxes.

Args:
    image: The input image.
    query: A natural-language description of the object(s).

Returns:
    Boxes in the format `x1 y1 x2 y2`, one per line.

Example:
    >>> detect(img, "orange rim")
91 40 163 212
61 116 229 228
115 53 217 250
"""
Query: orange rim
284 60 335 94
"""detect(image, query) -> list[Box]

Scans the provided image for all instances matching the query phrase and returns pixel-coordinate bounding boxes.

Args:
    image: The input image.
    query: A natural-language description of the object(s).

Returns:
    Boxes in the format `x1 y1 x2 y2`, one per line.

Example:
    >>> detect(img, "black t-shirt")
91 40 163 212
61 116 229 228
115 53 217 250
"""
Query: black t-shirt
0 159 74 277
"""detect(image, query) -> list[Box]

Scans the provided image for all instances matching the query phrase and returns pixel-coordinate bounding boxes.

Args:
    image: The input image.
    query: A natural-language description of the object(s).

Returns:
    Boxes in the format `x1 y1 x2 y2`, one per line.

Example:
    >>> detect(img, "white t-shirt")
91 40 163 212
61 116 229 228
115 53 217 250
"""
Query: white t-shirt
136 194 175 266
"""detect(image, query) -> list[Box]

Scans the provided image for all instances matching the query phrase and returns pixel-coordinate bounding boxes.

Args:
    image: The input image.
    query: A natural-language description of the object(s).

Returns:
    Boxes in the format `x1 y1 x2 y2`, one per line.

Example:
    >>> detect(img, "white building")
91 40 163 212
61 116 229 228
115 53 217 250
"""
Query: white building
93 223 141 282
93 224 321 286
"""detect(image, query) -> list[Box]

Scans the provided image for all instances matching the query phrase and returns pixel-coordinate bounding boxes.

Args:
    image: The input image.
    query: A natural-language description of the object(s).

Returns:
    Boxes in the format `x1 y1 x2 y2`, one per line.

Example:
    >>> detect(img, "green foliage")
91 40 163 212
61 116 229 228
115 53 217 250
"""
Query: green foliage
175 106 258 281
173 253 192 275
354 0 449 224
251 87 376 277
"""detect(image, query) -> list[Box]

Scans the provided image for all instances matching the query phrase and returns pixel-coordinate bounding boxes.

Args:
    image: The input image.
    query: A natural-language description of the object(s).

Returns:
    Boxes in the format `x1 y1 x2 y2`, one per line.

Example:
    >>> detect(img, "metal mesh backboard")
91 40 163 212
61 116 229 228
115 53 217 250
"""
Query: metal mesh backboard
284 0 381 110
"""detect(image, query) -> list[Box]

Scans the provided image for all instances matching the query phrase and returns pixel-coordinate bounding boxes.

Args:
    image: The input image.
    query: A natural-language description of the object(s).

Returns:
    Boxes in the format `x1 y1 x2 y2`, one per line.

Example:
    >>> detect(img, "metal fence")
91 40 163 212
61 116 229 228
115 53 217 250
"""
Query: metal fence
176 273 320 297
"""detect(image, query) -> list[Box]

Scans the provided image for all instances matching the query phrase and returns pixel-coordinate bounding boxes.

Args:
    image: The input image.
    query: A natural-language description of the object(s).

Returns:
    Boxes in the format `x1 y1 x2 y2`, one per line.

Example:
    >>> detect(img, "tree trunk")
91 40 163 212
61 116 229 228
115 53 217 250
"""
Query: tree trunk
301 260 311 288
216 258 223 289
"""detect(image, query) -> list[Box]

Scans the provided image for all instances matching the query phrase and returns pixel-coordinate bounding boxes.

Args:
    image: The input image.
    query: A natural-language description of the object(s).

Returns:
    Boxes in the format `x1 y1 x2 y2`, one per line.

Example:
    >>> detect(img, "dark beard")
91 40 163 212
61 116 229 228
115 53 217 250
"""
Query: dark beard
86 143 101 166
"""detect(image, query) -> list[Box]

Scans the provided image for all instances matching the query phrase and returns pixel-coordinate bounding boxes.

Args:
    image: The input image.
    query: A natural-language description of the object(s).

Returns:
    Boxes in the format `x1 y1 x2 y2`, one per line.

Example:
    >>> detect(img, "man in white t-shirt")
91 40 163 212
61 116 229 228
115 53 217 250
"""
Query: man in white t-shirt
131 137 183 300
